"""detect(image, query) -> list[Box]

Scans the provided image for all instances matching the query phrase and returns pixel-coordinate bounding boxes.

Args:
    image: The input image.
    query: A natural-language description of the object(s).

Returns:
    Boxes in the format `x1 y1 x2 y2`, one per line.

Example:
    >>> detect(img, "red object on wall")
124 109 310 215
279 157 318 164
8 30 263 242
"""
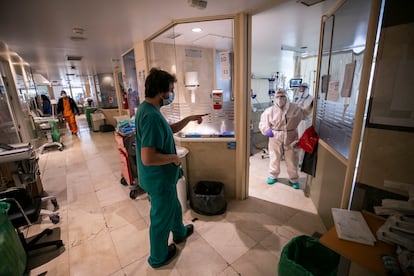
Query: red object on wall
212 90 223 110
122 91 128 109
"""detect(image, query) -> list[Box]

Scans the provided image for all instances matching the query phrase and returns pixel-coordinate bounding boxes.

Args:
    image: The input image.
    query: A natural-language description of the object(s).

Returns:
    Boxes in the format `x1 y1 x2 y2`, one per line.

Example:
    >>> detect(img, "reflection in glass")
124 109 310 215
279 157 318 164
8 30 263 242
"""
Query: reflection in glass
148 19 235 137
315 0 371 159
0 77 20 144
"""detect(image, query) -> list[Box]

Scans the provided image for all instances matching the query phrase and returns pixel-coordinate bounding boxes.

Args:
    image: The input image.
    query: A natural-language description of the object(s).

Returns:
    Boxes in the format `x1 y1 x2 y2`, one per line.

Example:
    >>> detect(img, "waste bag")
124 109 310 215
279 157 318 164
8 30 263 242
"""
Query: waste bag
190 181 227 216
49 120 61 142
0 202 27 276
278 235 339 276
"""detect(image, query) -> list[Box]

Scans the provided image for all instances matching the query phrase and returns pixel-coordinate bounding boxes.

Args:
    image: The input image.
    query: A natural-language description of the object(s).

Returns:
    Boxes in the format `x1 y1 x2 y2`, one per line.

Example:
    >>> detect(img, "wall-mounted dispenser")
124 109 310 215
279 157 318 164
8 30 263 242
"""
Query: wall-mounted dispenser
212 89 223 110
185 71 199 103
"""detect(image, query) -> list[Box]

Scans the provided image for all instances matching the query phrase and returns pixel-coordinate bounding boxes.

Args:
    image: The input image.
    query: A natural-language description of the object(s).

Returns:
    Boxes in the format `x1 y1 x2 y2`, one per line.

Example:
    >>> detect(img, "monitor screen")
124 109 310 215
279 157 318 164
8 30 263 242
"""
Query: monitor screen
289 78 302 88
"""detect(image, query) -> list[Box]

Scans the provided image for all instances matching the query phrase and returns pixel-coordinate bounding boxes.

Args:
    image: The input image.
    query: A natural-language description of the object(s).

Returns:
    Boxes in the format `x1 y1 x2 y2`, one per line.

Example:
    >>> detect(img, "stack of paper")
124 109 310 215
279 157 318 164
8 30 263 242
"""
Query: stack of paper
332 208 376 246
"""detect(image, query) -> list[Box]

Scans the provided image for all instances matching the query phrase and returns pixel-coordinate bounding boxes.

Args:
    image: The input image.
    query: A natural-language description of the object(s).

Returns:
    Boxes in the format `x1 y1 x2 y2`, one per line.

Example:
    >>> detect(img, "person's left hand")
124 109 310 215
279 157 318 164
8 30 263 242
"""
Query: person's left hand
291 140 299 148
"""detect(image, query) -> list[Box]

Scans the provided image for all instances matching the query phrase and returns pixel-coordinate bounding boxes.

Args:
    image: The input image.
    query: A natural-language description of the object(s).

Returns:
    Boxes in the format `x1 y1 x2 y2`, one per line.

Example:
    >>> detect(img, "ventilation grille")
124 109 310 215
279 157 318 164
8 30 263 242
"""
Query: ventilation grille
166 33 182 39
67 55 82 61
298 0 324 7
185 48 202 58
70 36 87 42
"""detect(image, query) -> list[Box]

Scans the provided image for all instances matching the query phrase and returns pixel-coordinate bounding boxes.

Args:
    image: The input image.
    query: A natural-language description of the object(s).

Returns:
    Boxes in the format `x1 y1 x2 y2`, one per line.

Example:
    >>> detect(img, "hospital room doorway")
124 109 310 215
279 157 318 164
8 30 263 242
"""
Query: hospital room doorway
247 0 337 211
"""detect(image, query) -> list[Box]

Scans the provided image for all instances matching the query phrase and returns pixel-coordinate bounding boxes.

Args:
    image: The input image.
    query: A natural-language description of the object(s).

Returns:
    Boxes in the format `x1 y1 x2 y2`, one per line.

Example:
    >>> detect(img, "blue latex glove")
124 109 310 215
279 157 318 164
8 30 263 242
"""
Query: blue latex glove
265 129 274 137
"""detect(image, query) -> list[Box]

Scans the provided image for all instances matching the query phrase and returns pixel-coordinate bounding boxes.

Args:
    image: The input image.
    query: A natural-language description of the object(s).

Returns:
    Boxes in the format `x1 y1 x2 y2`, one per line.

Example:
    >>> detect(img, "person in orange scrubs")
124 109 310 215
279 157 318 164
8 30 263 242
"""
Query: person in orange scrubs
57 90 80 135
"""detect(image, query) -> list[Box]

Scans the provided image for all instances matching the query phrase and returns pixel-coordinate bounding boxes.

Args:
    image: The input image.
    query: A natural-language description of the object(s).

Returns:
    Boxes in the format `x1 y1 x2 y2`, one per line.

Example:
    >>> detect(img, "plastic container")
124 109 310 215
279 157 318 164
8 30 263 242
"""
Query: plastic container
190 181 227 215
85 107 97 128
177 176 187 212
114 115 130 126
0 202 27 276
176 146 189 213
278 235 339 276
91 113 105 132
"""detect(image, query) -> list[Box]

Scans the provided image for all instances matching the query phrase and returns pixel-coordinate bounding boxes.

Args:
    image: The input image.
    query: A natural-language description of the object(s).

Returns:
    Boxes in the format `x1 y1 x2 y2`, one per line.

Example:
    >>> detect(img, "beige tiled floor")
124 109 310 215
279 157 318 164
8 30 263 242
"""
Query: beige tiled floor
26 115 326 275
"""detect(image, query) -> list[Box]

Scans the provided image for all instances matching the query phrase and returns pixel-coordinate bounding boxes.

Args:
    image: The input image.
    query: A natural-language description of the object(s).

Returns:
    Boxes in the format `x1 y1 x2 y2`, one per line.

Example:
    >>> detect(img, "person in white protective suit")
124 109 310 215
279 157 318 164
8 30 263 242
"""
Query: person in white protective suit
293 83 314 168
259 88 312 189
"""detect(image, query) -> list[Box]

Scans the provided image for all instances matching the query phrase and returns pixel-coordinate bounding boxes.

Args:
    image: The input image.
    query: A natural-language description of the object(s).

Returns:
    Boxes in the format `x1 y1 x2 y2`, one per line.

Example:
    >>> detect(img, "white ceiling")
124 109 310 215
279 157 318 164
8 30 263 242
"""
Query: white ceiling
0 0 340 87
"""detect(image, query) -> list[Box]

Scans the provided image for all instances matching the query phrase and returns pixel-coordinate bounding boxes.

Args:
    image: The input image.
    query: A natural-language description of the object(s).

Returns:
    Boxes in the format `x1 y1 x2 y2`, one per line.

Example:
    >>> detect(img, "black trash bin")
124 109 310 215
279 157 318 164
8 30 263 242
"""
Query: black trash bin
190 181 227 216
278 235 339 276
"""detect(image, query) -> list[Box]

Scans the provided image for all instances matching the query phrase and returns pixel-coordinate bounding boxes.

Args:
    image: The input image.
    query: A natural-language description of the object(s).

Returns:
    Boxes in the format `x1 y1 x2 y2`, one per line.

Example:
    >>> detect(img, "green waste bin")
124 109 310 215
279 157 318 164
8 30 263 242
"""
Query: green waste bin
85 107 97 128
278 235 339 276
49 120 61 142
0 202 27 276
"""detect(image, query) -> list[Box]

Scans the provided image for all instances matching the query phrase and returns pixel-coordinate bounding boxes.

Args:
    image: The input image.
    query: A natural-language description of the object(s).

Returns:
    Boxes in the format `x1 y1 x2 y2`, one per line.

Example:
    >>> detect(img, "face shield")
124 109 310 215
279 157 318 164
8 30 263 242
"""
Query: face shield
298 83 309 95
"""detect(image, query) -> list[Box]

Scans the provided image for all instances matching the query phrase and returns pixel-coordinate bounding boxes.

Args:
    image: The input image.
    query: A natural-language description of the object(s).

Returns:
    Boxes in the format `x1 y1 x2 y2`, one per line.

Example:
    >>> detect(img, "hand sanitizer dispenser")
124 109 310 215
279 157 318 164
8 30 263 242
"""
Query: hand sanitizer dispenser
212 89 223 110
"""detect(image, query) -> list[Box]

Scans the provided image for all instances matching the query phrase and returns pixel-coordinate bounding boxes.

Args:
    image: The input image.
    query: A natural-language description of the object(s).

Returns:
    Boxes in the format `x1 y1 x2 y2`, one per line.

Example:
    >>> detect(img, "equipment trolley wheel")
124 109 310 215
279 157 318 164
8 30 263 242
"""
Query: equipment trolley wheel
56 240 64 248
130 189 138 199
51 198 59 210
50 214 60 224
120 176 128 186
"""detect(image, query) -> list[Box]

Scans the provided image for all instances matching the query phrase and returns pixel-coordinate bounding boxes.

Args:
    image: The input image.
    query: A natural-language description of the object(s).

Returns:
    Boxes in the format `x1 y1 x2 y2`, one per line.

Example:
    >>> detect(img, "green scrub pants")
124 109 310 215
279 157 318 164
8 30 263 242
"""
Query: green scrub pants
148 185 187 268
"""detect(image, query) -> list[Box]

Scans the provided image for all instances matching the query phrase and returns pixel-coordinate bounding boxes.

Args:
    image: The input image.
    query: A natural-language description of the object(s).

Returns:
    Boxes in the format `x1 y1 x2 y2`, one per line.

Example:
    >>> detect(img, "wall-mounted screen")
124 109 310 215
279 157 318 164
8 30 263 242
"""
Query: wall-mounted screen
289 78 302 88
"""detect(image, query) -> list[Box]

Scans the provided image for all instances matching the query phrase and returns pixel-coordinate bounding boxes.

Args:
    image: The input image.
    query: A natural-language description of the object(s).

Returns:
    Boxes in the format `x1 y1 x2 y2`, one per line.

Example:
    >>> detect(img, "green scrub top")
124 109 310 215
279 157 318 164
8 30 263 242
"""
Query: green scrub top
135 101 179 195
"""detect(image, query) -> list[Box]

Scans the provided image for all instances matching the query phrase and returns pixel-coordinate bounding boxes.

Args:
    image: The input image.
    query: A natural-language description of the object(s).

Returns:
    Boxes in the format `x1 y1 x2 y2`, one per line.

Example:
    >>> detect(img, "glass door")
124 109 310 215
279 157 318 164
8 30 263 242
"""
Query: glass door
0 72 21 144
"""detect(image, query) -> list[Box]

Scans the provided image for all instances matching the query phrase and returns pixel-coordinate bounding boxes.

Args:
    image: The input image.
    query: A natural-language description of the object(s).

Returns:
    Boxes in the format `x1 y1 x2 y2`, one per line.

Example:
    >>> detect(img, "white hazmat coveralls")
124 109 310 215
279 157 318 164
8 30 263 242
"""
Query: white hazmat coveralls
259 94 311 183
293 85 314 166
293 85 314 138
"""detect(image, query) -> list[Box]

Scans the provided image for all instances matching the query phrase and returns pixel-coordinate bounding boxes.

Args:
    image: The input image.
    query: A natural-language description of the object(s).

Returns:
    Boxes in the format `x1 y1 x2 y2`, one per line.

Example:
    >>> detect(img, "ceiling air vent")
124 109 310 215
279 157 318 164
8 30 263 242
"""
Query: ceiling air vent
166 33 182 39
188 0 207 9
67 55 82 61
298 0 324 6
185 49 202 58
70 36 87 42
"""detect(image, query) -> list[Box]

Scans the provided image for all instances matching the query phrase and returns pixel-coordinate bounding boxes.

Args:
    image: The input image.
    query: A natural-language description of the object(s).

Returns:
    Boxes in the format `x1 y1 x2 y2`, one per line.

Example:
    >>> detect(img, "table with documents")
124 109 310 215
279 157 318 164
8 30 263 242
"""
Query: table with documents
320 211 396 275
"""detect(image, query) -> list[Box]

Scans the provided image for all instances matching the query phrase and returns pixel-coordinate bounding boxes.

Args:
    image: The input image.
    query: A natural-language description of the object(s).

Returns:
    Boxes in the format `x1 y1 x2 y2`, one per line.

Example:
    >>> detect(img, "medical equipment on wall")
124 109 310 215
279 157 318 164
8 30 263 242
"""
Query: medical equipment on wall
268 77 276 104
250 89 265 112
289 78 302 88
267 72 281 105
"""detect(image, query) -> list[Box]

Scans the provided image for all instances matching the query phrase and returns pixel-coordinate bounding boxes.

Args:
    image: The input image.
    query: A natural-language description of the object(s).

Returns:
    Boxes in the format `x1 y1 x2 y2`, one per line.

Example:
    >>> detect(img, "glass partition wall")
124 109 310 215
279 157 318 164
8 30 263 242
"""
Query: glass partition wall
0 45 35 143
0 66 20 144
147 19 235 137
314 0 371 159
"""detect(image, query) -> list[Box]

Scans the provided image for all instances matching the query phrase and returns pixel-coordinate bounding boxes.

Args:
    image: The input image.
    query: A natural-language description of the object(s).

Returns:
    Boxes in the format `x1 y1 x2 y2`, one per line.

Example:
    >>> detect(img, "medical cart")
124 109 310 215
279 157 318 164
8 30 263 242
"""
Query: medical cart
114 131 145 199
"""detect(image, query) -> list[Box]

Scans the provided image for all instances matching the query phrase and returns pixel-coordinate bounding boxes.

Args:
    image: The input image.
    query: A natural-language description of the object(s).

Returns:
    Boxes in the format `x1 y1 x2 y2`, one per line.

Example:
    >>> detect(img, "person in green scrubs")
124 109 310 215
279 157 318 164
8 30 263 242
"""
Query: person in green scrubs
135 68 207 268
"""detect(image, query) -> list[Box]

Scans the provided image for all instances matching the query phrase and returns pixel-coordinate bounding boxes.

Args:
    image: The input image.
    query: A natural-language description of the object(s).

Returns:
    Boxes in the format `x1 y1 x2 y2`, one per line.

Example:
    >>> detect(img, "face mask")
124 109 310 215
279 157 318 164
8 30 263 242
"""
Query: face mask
275 96 287 107
162 92 174 106
62 94 67 98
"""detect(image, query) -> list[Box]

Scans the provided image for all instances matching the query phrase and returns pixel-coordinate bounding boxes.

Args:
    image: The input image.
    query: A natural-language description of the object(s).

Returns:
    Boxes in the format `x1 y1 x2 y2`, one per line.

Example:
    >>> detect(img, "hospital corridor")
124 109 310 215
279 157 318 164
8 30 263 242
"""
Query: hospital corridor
26 115 326 275
1 0 412 274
